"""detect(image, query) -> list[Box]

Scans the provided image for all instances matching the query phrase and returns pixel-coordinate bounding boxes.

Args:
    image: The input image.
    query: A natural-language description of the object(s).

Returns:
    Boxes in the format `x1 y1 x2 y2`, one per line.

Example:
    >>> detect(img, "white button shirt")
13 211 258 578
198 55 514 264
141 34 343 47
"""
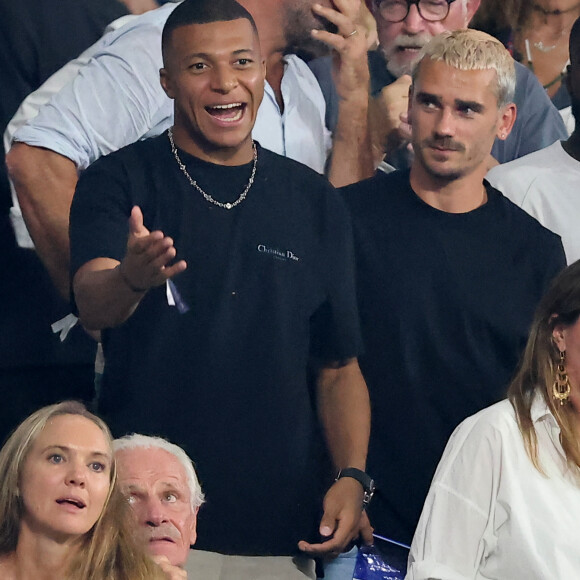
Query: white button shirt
407 397 580 580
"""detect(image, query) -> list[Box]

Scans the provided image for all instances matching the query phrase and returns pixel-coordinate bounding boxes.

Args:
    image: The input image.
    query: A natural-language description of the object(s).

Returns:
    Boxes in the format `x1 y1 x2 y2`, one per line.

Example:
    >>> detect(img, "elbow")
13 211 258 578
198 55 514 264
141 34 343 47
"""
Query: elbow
75 303 109 332
6 143 43 212
5 142 28 188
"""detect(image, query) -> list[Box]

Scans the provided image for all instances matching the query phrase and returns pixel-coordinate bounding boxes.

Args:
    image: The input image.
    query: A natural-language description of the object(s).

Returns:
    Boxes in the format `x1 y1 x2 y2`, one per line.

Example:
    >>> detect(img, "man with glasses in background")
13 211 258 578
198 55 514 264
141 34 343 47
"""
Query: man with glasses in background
311 0 567 170
366 0 567 168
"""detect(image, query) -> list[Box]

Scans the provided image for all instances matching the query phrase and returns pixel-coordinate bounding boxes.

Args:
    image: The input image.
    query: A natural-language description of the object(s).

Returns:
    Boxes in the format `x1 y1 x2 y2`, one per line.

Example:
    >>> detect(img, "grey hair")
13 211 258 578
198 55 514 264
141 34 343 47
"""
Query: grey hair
412 28 516 107
113 434 205 510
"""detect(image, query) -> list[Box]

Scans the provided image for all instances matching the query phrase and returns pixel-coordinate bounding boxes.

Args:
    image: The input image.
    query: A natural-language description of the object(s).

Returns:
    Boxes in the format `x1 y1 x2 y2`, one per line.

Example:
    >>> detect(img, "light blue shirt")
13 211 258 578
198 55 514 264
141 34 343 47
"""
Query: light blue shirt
14 3 331 174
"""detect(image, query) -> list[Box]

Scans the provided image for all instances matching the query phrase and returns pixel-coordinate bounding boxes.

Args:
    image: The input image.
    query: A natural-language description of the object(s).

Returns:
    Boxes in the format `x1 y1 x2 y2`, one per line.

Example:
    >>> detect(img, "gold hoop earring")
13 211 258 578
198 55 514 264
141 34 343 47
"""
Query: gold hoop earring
553 350 571 405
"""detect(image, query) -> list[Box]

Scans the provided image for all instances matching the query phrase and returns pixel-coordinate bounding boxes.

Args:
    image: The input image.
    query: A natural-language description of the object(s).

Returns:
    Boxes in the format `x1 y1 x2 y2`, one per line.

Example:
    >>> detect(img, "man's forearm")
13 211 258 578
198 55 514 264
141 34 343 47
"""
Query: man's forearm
317 358 370 470
6 143 78 298
73 259 145 330
328 92 374 188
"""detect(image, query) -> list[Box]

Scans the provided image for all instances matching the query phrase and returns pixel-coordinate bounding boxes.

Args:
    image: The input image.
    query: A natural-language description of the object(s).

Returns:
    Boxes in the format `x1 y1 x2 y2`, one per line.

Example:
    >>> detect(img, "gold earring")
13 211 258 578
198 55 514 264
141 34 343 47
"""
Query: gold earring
553 350 571 405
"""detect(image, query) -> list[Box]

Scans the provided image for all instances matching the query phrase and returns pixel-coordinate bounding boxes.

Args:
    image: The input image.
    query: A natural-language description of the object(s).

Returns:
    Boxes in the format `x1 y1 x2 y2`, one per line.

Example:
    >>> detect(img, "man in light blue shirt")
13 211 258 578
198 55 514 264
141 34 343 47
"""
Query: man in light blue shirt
7 0 373 298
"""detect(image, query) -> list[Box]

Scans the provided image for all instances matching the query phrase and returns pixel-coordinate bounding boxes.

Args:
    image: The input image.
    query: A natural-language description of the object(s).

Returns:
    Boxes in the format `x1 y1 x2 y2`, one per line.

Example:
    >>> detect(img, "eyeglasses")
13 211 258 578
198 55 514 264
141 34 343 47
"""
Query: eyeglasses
375 0 457 23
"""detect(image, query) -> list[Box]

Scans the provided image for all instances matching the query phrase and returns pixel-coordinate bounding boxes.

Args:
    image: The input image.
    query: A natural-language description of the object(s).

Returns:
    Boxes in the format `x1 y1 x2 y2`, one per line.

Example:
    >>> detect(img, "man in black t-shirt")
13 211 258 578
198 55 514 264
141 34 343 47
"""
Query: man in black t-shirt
340 29 566 559
70 1 371 578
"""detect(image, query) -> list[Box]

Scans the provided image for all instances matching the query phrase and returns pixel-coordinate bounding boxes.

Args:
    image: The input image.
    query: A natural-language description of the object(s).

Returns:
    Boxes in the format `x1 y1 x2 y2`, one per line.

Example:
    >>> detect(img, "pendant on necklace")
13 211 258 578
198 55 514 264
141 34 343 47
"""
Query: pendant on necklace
533 40 557 52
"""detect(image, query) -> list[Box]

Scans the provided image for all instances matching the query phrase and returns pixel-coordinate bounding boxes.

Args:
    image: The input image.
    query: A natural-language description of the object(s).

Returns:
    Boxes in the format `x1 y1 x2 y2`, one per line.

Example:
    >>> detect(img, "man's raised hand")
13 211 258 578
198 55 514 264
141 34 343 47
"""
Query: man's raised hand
118 206 187 293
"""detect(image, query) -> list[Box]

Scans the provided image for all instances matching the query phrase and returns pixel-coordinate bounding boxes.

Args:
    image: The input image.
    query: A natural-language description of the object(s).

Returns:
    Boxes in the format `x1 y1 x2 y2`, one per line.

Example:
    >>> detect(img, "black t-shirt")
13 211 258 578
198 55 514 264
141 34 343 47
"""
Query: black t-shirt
342 169 566 545
70 134 362 556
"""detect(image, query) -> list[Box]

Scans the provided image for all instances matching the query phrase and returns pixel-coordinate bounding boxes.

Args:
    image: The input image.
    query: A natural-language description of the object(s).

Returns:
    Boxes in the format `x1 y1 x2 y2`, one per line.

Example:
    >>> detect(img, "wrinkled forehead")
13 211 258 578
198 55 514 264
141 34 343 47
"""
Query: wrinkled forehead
116 447 189 492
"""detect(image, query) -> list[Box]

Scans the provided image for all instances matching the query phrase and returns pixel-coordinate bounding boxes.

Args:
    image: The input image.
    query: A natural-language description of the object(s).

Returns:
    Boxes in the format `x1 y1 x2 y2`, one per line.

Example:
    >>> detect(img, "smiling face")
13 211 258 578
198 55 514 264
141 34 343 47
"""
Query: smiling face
369 0 480 77
160 18 265 165
116 446 197 567
18 415 112 543
409 58 515 183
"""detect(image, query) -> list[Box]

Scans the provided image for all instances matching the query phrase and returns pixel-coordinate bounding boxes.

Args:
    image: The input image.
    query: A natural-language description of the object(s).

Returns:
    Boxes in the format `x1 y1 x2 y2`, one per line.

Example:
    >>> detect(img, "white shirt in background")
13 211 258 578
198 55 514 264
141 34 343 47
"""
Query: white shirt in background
487 140 580 265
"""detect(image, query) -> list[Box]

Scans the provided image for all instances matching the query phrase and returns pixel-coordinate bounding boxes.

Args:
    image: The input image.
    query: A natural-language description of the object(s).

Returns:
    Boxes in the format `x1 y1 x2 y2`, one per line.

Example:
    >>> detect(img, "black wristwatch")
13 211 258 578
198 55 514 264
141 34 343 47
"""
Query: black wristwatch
336 467 376 510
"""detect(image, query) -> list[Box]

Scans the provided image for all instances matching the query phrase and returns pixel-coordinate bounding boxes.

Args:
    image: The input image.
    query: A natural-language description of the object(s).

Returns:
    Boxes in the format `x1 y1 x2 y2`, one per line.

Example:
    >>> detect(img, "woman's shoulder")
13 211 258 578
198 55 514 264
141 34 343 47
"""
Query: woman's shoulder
457 400 517 436
435 401 519 479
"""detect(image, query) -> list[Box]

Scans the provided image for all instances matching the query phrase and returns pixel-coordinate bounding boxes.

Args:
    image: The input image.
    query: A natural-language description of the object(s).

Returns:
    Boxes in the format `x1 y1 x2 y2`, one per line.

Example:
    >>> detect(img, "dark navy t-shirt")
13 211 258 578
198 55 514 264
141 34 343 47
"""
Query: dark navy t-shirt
342 169 566 545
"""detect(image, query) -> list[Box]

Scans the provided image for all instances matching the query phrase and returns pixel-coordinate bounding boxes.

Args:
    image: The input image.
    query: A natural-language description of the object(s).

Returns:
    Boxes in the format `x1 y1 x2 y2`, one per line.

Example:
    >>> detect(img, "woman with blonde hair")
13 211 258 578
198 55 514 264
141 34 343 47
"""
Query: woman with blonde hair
407 261 580 579
0 400 167 579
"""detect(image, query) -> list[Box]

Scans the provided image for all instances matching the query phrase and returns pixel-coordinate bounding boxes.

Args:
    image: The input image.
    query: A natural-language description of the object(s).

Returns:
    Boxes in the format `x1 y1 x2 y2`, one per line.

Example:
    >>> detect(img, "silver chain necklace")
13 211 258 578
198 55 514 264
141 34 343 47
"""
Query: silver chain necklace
168 128 257 210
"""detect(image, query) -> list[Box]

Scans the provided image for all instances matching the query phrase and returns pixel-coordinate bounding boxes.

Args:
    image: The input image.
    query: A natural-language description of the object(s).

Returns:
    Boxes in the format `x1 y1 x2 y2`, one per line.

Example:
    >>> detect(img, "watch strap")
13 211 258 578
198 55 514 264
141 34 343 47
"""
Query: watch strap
336 467 376 508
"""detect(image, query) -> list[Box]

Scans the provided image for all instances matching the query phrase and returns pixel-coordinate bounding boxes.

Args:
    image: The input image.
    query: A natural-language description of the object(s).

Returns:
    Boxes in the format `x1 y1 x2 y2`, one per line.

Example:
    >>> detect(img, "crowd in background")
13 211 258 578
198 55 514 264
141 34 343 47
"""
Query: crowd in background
0 0 579 578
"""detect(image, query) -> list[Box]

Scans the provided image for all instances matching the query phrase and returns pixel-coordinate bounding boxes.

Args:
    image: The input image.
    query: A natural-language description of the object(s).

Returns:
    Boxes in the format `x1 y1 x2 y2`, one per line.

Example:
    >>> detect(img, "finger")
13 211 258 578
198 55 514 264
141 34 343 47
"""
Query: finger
148 245 178 272
129 230 166 255
312 2 354 30
396 74 412 87
311 29 362 53
317 0 361 20
163 259 188 280
129 206 149 237
319 501 340 539
311 4 365 49
143 236 179 264
297 535 347 556
360 512 374 545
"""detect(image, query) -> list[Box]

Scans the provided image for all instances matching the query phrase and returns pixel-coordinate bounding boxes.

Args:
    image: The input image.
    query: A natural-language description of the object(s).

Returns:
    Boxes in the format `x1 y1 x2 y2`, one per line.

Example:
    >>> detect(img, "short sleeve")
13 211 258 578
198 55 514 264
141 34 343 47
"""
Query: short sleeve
309 185 362 362
13 8 174 170
69 154 133 277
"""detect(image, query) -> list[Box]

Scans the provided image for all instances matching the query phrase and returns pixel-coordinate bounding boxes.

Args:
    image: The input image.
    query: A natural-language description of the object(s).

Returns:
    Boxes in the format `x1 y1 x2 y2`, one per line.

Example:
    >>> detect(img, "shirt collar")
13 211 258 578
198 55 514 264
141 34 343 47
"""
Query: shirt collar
530 390 569 462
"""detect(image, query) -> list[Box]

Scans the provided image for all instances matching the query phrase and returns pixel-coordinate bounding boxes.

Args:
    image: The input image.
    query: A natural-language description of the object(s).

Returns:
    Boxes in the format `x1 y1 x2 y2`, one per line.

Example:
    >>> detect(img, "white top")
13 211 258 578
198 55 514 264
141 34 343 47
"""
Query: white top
407 397 580 580
486 141 580 265
9 3 331 246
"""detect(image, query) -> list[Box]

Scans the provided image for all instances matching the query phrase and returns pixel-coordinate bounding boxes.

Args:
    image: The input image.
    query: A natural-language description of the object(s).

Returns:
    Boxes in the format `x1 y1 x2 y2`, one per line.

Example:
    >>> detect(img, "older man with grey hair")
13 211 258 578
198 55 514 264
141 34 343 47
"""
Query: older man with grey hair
114 434 204 578
311 0 567 170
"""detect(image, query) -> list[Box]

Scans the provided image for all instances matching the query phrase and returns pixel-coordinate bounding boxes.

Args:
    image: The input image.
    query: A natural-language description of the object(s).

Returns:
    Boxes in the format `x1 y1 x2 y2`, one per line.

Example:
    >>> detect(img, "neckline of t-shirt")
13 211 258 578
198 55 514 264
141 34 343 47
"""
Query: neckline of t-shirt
405 176 498 219
164 134 257 173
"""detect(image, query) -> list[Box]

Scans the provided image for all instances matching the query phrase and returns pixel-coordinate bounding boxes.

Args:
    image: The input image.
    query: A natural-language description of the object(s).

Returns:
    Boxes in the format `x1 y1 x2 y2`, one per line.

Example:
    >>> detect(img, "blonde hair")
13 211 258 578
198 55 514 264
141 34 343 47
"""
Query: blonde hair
412 28 516 107
0 401 165 580
508 261 580 475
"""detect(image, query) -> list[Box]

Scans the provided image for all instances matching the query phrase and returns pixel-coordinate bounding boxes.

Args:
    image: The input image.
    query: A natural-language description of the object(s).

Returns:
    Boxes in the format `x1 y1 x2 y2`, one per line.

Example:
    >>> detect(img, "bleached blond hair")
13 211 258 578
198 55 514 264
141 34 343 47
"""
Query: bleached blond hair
412 28 516 107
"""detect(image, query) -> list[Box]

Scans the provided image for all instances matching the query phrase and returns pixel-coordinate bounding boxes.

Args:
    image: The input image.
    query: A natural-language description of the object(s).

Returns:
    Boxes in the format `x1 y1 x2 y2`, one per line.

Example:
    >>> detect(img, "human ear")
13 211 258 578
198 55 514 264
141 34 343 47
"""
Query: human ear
465 0 482 26
552 323 567 353
496 103 516 141
160 68 175 99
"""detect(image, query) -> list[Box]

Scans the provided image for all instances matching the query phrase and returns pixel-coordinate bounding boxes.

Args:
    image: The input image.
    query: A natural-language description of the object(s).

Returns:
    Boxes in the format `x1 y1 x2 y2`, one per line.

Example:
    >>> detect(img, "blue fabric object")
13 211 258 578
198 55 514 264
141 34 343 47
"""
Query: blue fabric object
321 545 358 580
353 545 406 580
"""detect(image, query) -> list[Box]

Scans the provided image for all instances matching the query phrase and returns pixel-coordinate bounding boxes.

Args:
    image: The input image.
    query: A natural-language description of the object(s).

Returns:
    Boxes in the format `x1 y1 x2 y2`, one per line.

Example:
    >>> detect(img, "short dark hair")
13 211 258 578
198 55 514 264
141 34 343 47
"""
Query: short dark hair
570 16 580 64
162 0 258 65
